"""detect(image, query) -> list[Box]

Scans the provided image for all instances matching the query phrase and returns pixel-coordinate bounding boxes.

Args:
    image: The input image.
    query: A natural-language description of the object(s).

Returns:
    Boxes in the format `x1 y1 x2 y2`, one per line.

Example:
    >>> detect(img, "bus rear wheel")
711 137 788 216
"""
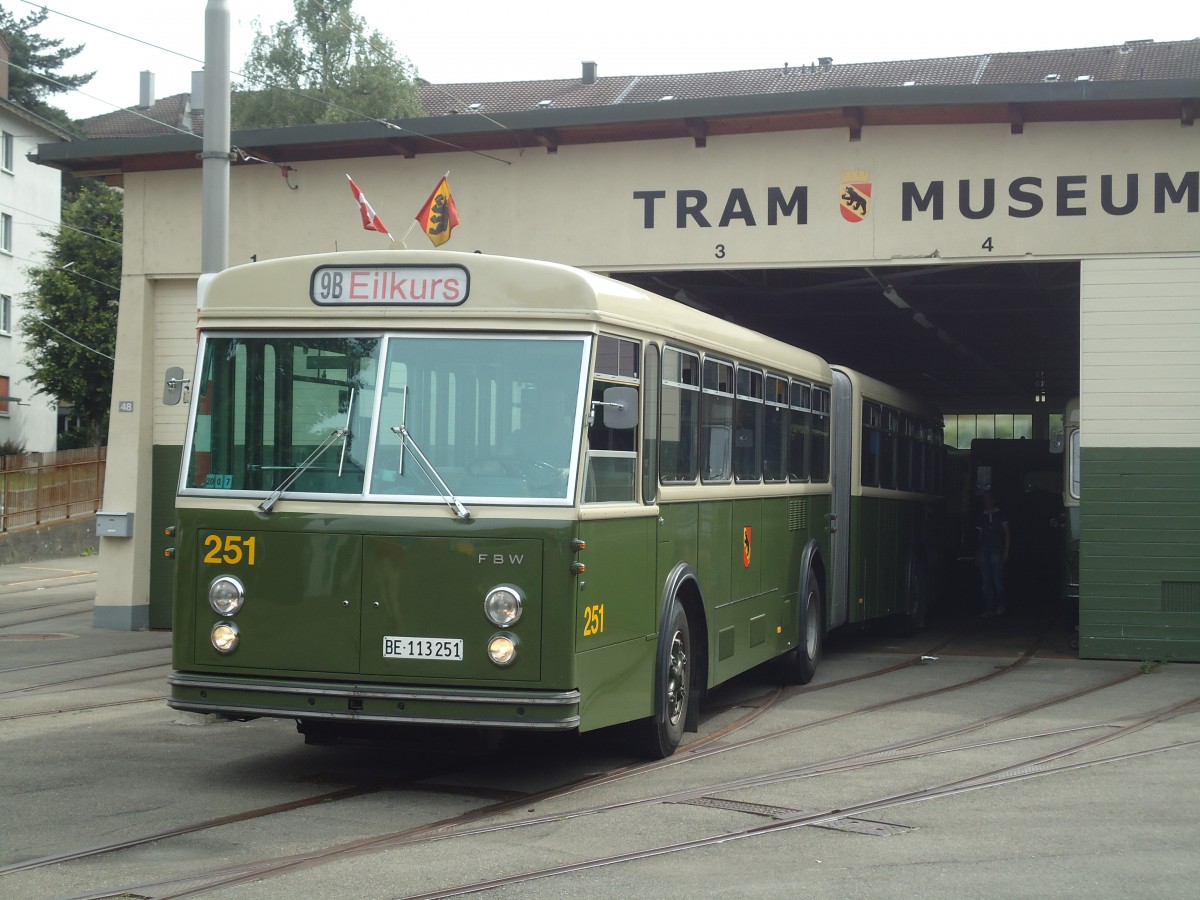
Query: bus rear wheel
632 599 692 759
895 558 929 636
776 570 823 685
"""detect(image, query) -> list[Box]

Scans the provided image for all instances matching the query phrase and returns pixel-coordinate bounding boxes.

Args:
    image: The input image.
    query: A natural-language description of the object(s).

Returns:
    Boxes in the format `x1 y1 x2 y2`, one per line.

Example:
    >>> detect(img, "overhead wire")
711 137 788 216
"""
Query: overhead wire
306 0 525 152
5 255 119 364
8 253 121 294
20 0 515 165
0 199 123 248
29 319 115 362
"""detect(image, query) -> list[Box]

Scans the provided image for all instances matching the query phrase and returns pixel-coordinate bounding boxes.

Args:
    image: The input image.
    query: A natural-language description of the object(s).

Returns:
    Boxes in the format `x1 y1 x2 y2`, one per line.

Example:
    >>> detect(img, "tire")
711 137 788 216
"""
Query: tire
895 558 929 636
632 599 692 759
777 568 823 685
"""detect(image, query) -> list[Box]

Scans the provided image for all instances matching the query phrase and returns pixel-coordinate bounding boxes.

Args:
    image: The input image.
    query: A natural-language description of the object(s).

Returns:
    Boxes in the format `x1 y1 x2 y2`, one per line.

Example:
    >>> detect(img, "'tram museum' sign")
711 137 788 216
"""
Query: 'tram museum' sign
633 170 1199 229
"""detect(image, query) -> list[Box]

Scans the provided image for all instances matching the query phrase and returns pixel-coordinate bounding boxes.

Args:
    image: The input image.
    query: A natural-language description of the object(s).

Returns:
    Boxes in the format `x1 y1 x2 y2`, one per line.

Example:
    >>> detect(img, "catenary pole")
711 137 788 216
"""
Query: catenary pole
201 0 231 275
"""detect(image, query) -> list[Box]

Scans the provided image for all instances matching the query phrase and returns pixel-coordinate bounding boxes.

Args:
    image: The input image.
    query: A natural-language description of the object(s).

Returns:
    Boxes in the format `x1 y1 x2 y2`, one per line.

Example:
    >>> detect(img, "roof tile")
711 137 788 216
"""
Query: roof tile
80 39 1200 139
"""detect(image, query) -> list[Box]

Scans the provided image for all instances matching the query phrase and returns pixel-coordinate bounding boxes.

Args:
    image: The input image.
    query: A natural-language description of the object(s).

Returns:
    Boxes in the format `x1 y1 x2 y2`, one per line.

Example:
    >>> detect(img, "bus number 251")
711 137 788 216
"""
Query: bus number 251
583 603 605 637
203 535 257 566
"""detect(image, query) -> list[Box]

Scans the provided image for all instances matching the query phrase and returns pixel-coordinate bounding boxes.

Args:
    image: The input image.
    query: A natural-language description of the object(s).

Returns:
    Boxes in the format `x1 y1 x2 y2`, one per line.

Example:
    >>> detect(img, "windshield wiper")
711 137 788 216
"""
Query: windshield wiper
259 391 355 514
390 425 471 520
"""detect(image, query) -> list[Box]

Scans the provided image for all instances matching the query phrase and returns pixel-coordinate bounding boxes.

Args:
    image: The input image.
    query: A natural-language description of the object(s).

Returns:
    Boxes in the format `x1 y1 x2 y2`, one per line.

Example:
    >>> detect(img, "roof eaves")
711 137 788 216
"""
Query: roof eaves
34 76 1200 168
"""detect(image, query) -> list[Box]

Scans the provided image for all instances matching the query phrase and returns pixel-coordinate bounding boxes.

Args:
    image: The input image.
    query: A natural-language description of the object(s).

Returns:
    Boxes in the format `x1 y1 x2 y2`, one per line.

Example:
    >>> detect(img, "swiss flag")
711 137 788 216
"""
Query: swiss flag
346 175 393 239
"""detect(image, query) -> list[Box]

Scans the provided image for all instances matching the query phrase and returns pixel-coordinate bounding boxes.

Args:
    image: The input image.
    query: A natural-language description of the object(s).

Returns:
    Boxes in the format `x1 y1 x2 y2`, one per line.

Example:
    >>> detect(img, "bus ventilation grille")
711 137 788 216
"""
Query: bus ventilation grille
788 500 808 531
1162 581 1200 613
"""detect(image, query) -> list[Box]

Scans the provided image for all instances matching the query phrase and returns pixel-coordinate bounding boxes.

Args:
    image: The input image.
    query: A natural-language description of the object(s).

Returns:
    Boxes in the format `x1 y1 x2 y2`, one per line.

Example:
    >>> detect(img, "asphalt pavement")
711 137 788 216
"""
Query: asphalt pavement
2 556 1199 899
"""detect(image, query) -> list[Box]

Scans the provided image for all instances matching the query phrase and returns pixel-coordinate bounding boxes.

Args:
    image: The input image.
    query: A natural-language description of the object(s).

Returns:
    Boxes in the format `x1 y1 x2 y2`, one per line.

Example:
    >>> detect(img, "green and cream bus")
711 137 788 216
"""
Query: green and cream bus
167 250 940 757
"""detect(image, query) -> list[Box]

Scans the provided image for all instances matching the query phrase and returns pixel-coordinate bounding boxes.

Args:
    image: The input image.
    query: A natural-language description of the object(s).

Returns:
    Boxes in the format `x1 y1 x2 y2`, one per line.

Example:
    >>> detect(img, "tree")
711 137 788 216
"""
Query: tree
21 182 122 447
0 4 93 129
233 0 421 128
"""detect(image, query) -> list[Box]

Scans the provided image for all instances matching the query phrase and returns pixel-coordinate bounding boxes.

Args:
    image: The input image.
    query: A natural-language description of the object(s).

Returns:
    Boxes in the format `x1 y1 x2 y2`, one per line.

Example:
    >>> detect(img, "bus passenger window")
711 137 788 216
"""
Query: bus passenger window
880 407 899 490
701 358 733 482
788 381 811 481
810 385 831 483
862 402 882 487
733 367 763 482
661 347 699 482
763 375 788 482
898 414 914 491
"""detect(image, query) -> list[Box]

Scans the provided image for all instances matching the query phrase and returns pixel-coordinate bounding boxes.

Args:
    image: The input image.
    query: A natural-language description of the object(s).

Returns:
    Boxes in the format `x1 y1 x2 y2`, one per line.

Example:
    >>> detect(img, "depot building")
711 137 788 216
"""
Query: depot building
36 40 1200 661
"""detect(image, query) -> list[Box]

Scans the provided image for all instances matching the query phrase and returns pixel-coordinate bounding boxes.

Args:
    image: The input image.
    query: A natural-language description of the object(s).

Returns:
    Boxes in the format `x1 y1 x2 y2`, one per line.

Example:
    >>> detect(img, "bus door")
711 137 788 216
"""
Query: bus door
575 377 656 726
577 379 655 649
828 370 854 628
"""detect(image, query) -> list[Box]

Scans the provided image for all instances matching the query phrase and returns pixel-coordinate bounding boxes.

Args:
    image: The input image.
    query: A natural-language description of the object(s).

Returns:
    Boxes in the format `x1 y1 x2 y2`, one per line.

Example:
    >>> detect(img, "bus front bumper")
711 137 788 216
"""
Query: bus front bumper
168 672 581 730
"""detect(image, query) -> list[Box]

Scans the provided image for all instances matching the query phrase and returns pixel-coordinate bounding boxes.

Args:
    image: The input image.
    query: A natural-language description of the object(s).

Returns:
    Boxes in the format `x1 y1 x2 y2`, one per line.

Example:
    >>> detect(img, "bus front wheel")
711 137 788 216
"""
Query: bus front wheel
632 599 692 759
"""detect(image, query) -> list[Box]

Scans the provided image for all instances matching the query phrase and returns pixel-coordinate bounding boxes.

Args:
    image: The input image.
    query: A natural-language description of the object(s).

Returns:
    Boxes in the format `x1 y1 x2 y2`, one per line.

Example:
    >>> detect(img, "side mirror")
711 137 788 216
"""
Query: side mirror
163 367 190 406
600 386 638 430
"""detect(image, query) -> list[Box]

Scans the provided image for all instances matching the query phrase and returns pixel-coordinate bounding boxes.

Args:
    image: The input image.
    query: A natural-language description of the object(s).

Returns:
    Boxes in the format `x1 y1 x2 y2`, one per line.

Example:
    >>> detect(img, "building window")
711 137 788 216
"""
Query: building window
0 295 10 333
944 413 1034 449
1 132 12 172
0 375 9 416
0 213 11 254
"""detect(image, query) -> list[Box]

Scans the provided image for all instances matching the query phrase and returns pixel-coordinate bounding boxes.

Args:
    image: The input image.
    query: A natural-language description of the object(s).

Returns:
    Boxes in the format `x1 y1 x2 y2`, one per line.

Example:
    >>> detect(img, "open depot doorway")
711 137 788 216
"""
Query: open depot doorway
614 260 1081 636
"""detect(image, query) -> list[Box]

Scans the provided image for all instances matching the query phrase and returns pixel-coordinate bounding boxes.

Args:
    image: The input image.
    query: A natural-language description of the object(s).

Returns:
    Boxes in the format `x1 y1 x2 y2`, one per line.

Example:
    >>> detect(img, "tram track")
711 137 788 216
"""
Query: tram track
0 694 166 722
25 633 1162 900
0 569 96 595
0 602 97 629
73 670 1178 900
0 594 98 616
0 661 168 697
399 705 1200 900
11 639 941 886
0 644 168 676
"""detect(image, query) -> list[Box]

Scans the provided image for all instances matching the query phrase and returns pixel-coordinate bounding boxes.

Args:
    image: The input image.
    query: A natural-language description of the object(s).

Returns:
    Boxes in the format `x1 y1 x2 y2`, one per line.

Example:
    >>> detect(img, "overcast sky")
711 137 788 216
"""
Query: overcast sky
19 0 1196 120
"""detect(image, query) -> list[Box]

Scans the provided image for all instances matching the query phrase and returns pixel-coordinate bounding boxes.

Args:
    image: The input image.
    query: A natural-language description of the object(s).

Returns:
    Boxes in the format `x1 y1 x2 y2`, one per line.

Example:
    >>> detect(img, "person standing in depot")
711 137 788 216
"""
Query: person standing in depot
976 490 1011 617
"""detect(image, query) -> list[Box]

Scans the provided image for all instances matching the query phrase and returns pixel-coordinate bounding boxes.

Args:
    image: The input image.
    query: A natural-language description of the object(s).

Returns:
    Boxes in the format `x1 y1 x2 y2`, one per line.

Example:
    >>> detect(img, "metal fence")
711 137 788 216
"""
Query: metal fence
0 447 107 532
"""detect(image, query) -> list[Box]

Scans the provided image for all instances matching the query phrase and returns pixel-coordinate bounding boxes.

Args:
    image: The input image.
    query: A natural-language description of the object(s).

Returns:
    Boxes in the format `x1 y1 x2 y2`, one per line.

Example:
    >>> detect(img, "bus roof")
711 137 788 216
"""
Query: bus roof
198 250 831 381
831 364 943 423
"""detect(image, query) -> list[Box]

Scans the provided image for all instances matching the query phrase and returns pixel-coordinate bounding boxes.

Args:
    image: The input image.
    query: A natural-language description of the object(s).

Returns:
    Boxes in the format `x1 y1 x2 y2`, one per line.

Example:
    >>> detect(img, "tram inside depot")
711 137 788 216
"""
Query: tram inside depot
614 259 1081 633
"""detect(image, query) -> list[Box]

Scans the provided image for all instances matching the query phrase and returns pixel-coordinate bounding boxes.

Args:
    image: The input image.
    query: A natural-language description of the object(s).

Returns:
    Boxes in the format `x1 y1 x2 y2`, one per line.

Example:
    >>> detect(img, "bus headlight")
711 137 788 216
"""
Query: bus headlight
208 575 245 616
211 621 240 654
487 632 518 666
484 585 523 627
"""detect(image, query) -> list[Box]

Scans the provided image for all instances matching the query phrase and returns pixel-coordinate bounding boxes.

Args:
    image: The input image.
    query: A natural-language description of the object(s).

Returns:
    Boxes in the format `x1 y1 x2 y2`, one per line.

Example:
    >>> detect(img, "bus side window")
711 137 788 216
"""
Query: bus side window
810 385 831 482
788 380 811 481
701 358 733 482
862 401 882 487
584 450 637 502
661 347 699 483
702 424 731 480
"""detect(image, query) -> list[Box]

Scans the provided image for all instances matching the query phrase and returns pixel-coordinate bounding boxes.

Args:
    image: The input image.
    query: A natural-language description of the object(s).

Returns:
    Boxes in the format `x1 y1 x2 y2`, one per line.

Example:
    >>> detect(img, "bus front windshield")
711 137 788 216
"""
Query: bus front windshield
183 333 588 504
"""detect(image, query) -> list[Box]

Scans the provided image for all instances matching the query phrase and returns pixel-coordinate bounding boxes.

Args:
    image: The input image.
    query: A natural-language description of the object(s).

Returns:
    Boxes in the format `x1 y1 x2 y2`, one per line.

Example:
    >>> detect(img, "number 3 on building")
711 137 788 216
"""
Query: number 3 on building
583 603 605 637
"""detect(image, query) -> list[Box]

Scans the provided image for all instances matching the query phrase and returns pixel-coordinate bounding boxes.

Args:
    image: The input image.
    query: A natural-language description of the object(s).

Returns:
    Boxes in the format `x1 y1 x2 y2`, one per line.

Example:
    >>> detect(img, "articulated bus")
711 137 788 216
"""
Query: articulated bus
167 250 942 758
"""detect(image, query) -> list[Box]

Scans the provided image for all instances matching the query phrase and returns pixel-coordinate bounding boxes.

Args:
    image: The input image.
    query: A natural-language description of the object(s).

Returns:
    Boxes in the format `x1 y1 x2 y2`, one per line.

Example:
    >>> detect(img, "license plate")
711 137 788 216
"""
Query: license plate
383 636 464 660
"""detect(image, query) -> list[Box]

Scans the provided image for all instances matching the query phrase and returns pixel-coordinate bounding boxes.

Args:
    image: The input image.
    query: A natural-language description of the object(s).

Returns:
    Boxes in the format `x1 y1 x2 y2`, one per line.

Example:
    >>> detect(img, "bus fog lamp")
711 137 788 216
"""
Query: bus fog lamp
211 621 240 654
487 633 518 666
208 575 245 616
484 585 523 627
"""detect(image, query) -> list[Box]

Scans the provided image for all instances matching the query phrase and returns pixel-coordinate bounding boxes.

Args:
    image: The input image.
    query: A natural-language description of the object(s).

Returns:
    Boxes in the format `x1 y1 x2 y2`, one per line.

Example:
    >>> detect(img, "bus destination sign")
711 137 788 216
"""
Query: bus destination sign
310 265 469 306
